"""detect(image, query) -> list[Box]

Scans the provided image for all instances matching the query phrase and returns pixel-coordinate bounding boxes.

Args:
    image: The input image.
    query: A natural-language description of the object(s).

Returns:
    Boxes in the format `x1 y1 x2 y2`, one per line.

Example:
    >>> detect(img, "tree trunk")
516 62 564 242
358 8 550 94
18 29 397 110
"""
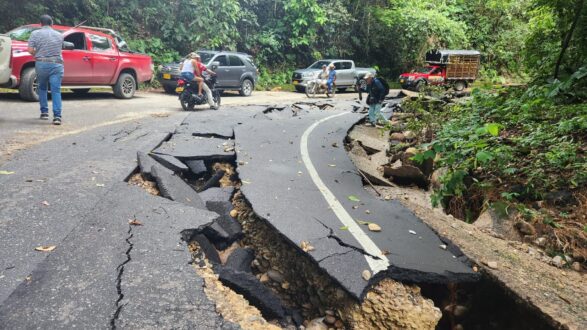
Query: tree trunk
554 0 585 79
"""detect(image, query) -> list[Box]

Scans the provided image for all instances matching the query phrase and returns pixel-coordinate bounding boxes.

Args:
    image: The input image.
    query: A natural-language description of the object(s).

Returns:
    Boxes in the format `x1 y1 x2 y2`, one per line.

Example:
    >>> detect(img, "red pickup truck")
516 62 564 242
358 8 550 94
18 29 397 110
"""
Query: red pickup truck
2 24 153 101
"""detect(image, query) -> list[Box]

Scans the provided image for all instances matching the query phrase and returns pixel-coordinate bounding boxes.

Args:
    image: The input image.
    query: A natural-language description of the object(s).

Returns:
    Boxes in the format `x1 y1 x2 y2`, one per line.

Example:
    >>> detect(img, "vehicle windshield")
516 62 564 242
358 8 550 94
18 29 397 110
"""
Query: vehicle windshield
414 67 434 74
198 52 216 64
308 60 331 69
6 26 64 41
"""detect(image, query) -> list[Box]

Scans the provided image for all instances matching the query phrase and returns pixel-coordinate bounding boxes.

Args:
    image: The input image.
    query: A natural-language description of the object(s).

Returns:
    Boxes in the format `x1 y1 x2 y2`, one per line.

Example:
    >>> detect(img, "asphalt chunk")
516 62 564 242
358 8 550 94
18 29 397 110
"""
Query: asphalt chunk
153 134 236 162
151 163 206 209
215 265 287 321
225 248 255 273
150 153 189 173
185 159 208 177
199 187 235 203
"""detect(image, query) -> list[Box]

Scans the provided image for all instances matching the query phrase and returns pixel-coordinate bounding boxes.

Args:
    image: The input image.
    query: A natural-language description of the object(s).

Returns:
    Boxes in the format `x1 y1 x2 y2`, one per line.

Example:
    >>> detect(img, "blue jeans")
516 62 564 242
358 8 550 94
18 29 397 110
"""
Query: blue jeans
180 72 195 81
327 79 334 92
36 62 64 118
368 103 383 124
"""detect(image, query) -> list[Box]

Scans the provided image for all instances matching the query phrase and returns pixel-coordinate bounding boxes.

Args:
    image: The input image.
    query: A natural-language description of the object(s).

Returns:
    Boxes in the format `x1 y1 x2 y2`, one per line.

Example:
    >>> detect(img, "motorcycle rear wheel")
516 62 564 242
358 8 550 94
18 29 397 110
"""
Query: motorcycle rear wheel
179 91 195 111
305 83 314 98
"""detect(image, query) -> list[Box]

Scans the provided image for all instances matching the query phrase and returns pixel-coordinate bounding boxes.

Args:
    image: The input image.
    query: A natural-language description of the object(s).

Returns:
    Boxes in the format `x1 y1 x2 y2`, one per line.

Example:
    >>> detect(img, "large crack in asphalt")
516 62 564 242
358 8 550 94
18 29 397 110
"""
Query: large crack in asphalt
311 216 382 261
110 224 135 330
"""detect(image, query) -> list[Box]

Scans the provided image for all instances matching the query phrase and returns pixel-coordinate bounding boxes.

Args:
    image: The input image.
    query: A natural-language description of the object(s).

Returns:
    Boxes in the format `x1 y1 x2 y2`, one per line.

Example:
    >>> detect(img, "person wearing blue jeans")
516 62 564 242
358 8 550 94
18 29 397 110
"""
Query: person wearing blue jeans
36 62 64 120
327 63 336 95
364 73 386 126
27 14 64 125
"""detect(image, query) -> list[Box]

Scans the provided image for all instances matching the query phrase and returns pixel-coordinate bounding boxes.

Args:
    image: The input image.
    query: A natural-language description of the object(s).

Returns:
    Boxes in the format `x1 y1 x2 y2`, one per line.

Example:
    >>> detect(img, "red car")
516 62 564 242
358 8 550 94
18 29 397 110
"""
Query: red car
2 24 153 101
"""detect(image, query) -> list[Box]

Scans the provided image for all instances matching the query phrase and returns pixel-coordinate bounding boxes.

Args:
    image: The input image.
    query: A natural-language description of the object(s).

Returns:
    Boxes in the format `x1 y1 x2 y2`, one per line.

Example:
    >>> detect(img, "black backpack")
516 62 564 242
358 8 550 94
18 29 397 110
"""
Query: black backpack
377 77 390 96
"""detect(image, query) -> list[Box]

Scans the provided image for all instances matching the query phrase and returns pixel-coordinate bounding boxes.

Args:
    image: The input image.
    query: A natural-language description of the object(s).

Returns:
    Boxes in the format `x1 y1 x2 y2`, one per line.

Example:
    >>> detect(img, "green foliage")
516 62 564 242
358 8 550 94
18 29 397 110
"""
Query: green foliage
428 69 586 211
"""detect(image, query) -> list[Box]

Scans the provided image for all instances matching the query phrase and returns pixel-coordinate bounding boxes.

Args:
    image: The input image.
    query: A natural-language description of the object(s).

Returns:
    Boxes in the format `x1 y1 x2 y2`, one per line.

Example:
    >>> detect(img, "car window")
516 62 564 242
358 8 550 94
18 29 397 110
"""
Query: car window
198 52 216 64
89 34 112 52
229 55 244 66
333 62 343 70
308 60 331 69
64 32 87 50
342 61 353 70
245 56 256 68
215 55 229 66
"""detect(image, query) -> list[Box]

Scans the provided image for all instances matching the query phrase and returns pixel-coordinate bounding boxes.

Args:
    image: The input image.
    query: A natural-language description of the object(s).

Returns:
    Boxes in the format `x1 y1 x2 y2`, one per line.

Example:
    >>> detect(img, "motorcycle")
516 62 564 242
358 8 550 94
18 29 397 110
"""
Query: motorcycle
176 74 221 111
305 77 335 98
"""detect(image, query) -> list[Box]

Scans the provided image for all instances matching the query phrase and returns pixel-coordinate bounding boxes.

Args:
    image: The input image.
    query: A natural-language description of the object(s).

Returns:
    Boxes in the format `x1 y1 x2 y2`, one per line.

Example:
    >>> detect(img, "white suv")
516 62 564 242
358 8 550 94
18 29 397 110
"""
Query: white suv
0 35 11 85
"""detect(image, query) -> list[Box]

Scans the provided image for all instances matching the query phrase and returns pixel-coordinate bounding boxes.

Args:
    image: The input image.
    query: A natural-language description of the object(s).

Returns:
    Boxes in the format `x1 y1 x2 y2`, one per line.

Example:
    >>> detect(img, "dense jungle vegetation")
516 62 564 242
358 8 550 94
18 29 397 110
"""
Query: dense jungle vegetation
2 0 586 262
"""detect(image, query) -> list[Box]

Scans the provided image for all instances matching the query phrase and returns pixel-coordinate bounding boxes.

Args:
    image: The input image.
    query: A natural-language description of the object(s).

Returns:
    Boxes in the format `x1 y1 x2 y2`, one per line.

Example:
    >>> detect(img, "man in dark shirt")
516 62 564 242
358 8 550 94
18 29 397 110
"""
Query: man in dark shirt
27 15 64 125
364 73 385 126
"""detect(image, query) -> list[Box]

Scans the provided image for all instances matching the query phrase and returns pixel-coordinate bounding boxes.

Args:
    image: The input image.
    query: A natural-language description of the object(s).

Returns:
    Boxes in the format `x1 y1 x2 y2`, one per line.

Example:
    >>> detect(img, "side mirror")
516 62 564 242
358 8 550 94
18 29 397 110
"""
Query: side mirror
210 61 220 71
62 41 75 50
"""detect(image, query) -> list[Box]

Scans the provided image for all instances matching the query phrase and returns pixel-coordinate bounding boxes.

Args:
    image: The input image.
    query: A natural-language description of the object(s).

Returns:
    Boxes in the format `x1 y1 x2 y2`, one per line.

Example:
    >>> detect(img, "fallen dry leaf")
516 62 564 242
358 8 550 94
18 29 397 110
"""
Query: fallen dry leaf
0 170 15 175
229 209 238 218
128 219 143 226
41 201 50 206
35 245 56 252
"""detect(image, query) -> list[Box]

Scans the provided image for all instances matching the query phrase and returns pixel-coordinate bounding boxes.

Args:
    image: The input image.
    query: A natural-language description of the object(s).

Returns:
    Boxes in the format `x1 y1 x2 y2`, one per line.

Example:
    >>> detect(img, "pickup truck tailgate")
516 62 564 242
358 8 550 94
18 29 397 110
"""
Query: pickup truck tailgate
0 35 11 85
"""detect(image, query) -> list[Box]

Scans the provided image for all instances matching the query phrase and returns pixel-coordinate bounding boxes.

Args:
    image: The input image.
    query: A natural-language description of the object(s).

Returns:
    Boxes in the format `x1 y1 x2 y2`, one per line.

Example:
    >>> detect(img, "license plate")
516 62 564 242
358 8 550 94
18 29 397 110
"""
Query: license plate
175 87 184 93
400 79 405 84
163 73 171 80
293 80 299 85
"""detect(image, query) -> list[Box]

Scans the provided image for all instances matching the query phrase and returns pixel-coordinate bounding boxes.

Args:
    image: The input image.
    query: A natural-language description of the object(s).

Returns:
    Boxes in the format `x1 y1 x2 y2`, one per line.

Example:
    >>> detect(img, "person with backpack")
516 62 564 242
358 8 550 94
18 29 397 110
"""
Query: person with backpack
363 73 388 126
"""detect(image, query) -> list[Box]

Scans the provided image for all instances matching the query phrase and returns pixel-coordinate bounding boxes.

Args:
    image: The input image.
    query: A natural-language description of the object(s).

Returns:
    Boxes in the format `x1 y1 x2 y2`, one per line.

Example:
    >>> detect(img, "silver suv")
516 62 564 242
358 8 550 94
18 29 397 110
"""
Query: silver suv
158 50 258 96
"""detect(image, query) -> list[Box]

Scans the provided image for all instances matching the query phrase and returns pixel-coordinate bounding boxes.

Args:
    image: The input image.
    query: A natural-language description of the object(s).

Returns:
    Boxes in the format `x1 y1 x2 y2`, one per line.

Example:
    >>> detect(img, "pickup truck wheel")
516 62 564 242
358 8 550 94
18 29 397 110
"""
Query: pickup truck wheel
72 88 90 95
239 79 253 96
454 80 466 92
113 73 136 99
19 68 39 102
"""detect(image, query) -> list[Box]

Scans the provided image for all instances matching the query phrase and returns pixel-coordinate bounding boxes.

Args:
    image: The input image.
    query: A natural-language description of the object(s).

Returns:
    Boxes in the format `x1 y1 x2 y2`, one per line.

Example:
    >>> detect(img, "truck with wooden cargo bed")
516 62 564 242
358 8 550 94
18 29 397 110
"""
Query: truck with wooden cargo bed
399 50 481 91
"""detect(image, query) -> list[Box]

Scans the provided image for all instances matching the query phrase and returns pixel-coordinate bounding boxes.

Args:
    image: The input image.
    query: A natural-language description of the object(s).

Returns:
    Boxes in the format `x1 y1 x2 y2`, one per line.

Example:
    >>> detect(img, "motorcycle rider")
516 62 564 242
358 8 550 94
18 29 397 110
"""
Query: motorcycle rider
194 54 218 109
319 64 329 90
179 53 198 81
326 63 336 95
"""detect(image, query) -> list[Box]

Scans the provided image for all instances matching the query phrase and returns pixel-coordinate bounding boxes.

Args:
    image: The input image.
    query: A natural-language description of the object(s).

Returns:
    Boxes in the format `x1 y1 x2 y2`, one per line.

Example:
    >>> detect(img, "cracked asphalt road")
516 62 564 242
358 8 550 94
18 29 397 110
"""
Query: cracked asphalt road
0 89 474 327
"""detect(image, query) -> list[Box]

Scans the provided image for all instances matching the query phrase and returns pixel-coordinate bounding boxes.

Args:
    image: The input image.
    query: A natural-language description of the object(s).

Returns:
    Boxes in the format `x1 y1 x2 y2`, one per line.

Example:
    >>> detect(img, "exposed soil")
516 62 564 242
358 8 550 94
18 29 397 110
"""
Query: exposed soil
128 173 159 196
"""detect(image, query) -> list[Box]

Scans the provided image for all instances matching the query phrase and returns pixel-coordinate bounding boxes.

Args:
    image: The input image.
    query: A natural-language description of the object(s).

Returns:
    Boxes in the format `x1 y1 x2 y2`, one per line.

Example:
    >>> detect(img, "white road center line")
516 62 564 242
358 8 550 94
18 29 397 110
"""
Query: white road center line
300 112 390 273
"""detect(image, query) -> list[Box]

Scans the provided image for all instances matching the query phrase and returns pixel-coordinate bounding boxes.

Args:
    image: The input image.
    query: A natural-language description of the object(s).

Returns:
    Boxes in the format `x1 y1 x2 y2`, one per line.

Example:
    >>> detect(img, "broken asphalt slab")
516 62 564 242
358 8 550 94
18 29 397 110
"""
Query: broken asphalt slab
0 183 232 329
151 163 206 209
152 134 236 162
234 104 477 298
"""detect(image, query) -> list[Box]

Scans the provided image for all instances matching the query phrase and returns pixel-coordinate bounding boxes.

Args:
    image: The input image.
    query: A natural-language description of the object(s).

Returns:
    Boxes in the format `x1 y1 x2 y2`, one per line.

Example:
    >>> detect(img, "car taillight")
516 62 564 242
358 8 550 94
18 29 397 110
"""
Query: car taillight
177 79 185 86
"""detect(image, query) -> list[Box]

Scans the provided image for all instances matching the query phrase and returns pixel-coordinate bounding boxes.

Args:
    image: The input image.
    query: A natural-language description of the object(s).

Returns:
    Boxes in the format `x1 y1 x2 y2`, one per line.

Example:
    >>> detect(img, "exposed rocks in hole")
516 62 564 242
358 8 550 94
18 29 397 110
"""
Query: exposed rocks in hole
473 208 521 242
127 173 159 196
231 190 442 329
189 248 282 330
348 279 441 330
